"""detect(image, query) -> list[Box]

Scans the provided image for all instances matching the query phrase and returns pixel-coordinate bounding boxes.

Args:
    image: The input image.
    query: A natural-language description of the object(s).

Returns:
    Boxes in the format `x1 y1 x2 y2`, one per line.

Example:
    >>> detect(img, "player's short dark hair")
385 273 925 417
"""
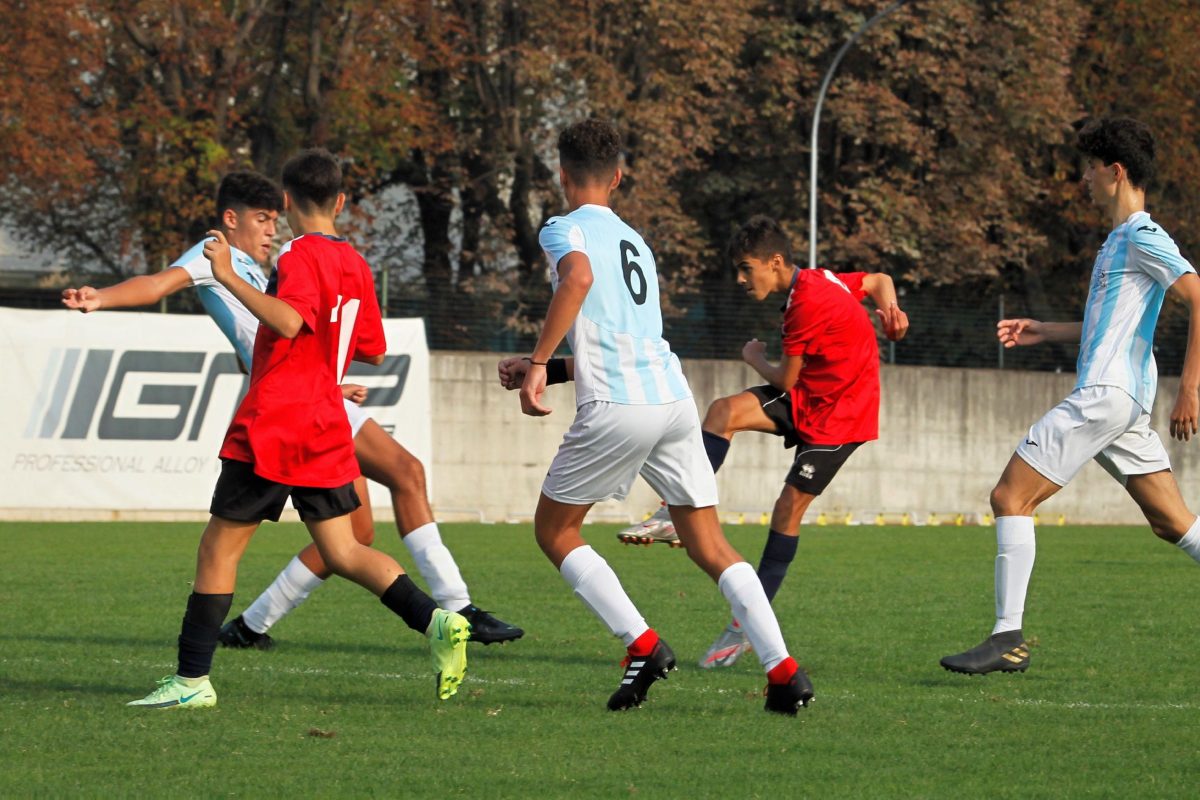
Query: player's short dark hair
558 119 621 185
216 171 283 216
727 215 793 266
281 148 343 212
1077 117 1156 189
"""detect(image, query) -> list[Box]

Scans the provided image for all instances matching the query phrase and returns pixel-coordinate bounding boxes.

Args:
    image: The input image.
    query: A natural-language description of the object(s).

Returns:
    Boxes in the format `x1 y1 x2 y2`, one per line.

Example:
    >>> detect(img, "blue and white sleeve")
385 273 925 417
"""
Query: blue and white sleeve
538 216 587 267
170 239 214 287
1130 224 1195 288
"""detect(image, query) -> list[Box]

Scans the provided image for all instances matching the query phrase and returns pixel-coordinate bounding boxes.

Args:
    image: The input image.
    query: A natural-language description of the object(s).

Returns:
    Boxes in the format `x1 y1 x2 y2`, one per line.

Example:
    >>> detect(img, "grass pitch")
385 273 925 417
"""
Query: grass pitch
2 521 1197 798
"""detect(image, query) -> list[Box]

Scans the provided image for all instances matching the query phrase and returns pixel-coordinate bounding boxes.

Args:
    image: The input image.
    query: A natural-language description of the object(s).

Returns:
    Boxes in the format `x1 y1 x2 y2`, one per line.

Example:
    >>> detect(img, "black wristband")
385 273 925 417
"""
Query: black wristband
546 358 569 385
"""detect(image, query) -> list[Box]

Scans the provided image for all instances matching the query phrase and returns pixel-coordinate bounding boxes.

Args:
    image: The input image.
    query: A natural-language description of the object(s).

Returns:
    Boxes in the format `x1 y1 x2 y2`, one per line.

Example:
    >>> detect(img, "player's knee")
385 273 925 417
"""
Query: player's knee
380 452 426 494
989 483 1029 516
703 397 733 435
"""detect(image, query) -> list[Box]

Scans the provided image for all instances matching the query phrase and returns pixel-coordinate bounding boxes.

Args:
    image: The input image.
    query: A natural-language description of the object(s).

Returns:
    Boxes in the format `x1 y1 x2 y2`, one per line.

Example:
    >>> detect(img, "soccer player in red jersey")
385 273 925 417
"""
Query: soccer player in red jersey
691 216 908 668
128 149 469 709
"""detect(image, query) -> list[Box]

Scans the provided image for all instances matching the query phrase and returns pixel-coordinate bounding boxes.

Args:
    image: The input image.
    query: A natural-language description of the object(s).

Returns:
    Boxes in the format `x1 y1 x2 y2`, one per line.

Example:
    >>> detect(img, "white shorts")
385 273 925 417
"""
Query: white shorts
542 399 719 507
1016 385 1171 487
344 398 369 437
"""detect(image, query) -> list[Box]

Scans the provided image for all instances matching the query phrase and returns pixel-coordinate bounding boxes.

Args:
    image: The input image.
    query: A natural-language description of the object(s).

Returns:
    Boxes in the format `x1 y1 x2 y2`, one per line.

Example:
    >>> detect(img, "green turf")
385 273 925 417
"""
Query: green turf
2 521 1197 798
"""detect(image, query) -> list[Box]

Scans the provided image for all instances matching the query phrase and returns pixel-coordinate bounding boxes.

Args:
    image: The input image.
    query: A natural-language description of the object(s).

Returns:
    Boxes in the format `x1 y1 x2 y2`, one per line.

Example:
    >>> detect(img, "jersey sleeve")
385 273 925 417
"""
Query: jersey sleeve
538 216 587 266
353 269 386 360
833 271 869 300
274 245 321 333
1130 225 1195 288
170 240 213 287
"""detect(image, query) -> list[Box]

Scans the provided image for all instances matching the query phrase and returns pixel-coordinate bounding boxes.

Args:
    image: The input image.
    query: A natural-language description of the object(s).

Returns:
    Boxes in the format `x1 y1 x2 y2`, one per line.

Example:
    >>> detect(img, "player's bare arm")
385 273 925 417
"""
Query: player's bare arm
204 230 304 339
498 356 574 390
860 273 909 341
1167 272 1200 441
995 318 1083 348
742 338 803 392
520 251 593 416
61 267 193 313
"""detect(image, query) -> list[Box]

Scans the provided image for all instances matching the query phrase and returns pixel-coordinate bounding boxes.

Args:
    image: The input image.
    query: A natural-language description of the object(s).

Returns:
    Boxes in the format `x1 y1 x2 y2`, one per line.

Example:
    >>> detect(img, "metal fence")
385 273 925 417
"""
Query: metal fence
6 276 1193 376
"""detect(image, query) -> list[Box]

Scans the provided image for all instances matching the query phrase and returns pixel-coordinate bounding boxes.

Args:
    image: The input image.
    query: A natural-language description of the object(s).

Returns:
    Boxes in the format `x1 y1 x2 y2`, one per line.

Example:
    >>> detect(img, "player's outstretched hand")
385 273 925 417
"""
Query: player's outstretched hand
876 302 909 341
497 356 529 391
996 318 1043 348
341 383 368 405
203 229 234 284
1170 388 1199 442
62 286 101 313
519 363 552 416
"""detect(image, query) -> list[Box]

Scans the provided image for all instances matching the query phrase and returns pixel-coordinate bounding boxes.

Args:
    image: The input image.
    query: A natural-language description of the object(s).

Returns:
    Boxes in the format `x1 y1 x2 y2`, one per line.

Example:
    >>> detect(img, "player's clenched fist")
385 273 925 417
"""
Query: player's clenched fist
62 286 101 313
519 362 552 416
497 356 529 391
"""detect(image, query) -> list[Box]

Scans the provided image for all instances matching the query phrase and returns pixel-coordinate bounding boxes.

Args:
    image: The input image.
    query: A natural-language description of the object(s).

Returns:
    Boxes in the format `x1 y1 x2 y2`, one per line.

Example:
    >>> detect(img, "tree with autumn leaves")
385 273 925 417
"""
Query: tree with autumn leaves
2 0 1199 354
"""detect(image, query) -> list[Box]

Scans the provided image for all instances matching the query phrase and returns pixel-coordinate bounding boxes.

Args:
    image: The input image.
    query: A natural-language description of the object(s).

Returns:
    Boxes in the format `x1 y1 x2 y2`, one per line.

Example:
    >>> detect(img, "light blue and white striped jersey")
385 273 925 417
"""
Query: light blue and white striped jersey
539 204 691 407
1076 211 1195 410
171 239 268 370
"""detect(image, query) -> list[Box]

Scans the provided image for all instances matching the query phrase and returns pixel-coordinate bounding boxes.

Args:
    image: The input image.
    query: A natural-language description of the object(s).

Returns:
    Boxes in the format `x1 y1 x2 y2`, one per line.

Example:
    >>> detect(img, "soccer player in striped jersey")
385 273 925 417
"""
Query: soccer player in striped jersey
942 117 1200 675
500 119 810 715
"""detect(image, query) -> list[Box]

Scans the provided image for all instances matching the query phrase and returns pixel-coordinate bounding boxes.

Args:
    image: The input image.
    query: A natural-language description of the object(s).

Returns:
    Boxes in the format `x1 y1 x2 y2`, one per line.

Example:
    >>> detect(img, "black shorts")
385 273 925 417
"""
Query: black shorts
210 459 361 523
744 385 864 495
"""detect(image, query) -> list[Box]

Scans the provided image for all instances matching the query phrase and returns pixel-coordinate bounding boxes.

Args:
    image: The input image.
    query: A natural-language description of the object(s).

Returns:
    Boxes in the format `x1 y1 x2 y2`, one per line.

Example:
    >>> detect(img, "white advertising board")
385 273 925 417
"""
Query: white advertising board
0 308 430 516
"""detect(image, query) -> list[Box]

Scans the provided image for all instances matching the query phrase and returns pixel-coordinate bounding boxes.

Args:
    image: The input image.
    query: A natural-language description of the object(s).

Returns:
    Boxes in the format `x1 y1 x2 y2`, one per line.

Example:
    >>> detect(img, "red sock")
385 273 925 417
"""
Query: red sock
628 628 659 657
767 656 798 685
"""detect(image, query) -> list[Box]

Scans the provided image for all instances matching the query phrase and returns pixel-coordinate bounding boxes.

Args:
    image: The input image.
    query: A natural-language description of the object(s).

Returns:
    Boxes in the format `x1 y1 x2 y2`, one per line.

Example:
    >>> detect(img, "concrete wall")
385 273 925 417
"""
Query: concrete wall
430 352 1200 525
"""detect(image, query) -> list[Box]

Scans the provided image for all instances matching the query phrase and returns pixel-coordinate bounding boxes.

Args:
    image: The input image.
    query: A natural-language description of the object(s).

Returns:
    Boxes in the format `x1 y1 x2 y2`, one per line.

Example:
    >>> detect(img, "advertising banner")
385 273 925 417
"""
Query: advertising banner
0 308 430 516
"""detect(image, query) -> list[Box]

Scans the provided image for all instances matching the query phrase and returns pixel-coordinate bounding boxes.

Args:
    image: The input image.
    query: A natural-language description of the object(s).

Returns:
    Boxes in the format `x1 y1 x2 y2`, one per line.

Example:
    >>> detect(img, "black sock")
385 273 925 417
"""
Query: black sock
380 574 438 634
702 431 731 474
756 529 798 603
177 592 233 678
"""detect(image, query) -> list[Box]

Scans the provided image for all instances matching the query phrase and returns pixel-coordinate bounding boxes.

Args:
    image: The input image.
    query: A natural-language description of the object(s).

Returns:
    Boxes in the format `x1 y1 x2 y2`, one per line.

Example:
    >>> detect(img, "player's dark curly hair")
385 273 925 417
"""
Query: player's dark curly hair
1078 117 1156 189
727 215 793 266
281 148 343 212
558 119 621 184
216 171 283 216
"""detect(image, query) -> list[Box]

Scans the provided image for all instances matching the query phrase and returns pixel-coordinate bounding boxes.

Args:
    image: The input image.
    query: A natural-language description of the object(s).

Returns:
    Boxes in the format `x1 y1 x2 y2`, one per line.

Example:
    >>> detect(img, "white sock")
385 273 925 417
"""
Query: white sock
718 562 788 672
1176 516 1200 563
403 522 471 611
241 556 325 634
993 515 1036 635
559 545 648 646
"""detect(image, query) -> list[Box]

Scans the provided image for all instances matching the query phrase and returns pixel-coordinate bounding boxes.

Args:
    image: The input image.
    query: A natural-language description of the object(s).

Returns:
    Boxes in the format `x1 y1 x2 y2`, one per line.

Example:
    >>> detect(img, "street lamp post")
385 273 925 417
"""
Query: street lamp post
809 0 911 270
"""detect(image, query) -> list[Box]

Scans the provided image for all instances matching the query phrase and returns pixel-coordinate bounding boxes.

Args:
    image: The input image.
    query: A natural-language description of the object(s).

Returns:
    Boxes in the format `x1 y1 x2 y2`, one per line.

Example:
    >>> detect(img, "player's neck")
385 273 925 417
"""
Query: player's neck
1109 189 1145 230
289 213 339 238
565 192 611 213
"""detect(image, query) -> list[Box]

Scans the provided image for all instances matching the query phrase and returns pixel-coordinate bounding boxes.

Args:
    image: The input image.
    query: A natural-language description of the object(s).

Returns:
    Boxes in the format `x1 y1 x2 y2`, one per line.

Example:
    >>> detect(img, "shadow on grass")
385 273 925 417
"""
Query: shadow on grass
0 675 144 698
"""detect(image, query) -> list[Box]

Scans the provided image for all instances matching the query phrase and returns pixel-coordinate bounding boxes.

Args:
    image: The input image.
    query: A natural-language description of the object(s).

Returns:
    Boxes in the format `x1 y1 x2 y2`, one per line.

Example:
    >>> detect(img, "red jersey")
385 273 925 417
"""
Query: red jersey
220 234 386 487
781 269 879 445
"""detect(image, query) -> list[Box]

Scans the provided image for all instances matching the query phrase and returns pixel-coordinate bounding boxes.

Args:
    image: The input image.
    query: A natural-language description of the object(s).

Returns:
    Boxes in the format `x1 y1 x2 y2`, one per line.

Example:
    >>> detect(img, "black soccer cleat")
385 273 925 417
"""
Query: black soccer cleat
607 639 677 711
217 615 276 651
457 605 524 645
763 667 815 715
940 630 1030 675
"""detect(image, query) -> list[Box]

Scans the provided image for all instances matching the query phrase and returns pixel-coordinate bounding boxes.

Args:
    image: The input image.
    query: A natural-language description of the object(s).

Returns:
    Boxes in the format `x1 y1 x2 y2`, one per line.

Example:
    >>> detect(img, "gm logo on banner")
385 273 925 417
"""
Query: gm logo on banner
25 348 410 442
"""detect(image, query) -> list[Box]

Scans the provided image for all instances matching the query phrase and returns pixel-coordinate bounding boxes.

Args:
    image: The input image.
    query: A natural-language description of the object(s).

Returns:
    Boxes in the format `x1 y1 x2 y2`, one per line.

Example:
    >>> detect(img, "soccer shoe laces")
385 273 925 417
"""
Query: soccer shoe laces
145 676 176 699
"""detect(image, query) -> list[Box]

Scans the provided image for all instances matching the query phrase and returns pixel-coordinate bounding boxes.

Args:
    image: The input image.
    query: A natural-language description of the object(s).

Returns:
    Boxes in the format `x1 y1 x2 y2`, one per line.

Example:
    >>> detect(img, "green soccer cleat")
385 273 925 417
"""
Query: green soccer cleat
126 675 217 710
428 609 470 700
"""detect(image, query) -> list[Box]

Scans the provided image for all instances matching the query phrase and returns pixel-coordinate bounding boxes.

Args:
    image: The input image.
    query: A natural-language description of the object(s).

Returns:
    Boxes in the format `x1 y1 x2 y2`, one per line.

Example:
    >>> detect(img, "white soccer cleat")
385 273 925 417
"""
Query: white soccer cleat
127 675 217 709
698 623 752 669
617 504 681 547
